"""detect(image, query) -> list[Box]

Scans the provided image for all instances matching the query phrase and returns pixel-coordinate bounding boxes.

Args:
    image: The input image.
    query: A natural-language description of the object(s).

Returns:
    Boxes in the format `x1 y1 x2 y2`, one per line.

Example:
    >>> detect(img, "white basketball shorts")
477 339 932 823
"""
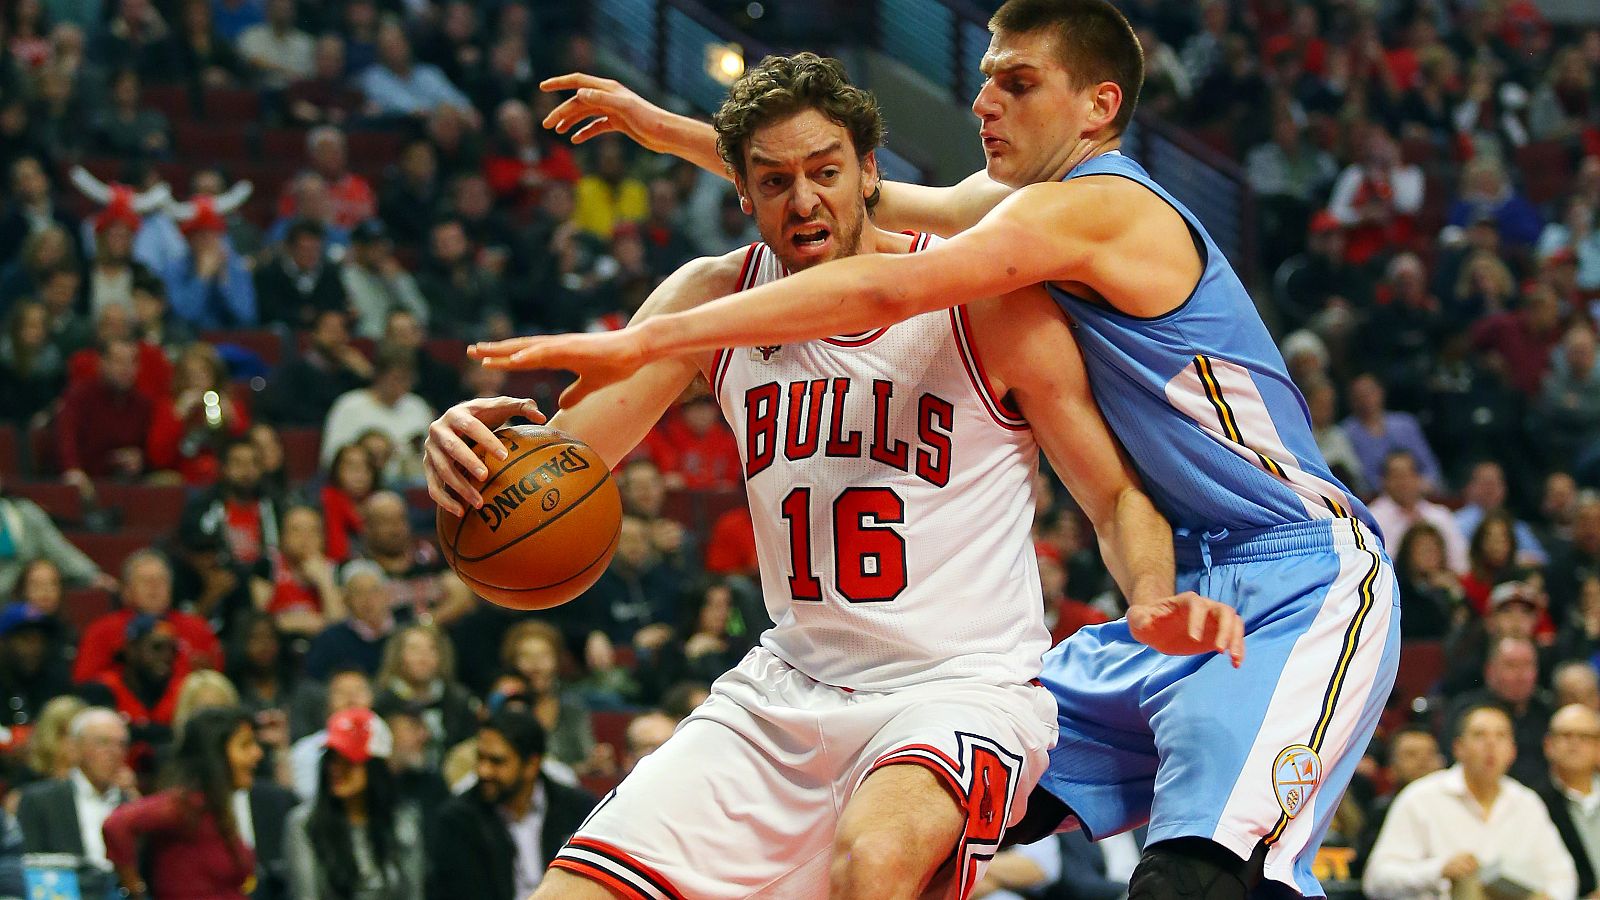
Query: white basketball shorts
549 646 1056 899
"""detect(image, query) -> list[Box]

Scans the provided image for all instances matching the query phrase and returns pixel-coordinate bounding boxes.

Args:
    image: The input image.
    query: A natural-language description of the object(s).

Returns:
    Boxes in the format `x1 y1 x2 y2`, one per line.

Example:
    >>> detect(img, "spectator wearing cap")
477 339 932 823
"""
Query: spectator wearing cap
358 21 474 121
0 478 107 597
303 564 395 683
425 709 596 900
1536 704 1600 896
16 707 132 898
1443 579 1555 696
255 219 349 330
318 354 434 486
288 667 374 801
87 191 154 319
73 549 220 685
1364 705 1576 900
160 198 256 329
1448 634 1557 787
83 612 186 740
341 222 428 340
286 707 424 900
0 597 74 728
55 337 154 487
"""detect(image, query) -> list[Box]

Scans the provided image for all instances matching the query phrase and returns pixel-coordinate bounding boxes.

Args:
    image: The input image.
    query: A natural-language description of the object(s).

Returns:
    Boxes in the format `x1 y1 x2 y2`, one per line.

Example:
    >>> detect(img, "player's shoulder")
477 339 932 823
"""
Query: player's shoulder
649 247 754 315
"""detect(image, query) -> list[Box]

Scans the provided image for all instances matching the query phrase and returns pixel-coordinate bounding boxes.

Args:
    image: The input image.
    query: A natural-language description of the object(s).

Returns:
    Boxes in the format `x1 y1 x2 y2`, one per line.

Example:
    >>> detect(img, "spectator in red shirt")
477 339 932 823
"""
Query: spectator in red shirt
147 342 251 486
103 706 260 900
321 443 377 563
277 126 376 231
65 302 177 403
644 395 741 490
179 437 282 568
87 613 187 732
74 549 221 684
264 505 344 638
56 338 152 494
1328 125 1425 266
703 508 757 577
483 98 580 215
1471 282 1567 396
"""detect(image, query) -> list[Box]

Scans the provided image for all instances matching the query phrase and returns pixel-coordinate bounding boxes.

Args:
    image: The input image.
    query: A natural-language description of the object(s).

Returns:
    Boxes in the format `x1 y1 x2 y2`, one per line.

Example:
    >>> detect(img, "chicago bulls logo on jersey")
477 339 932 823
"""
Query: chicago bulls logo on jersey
751 345 782 362
741 377 954 487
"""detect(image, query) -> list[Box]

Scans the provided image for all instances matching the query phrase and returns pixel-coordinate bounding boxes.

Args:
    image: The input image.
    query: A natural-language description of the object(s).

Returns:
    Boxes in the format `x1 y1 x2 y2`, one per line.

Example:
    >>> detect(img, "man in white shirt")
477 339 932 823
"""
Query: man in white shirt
1368 450 1470 575
16 708 130 895
1364 705 1577 899
237 0 314 89
319 350 435 483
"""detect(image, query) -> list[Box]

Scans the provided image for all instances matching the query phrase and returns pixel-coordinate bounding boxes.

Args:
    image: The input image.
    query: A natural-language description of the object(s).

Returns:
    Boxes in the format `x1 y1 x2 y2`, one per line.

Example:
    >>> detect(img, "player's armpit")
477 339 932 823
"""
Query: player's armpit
534 251 747 464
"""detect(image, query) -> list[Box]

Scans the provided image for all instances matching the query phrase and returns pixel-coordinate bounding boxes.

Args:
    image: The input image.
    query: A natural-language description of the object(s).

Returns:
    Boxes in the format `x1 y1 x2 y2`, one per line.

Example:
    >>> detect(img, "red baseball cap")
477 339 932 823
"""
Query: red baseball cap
325 707 392 764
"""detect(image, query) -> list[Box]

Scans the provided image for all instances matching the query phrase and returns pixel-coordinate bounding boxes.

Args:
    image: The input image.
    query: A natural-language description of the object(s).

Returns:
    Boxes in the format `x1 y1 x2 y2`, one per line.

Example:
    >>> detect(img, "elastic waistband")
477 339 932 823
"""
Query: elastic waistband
1174 518 1384 569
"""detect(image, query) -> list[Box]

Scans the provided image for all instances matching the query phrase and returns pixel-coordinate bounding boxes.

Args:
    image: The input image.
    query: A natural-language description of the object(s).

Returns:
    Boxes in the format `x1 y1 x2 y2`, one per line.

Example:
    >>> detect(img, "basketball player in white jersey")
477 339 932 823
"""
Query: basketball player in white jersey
426 54 1241 899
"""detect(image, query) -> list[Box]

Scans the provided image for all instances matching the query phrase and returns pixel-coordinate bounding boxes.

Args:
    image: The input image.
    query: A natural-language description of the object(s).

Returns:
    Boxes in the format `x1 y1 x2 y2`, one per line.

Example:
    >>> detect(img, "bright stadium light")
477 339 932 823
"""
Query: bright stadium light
707 44 745 84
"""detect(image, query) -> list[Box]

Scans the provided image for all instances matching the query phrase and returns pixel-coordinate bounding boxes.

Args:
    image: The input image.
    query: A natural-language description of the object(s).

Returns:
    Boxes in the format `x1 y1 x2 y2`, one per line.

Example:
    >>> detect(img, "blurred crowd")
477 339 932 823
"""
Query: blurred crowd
0 0 1595 897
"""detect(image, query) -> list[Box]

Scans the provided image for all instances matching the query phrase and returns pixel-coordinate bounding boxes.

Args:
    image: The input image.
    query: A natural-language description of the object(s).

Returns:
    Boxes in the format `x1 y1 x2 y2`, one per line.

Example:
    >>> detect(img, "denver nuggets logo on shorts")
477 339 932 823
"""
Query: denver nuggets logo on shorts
1271 744 1321 819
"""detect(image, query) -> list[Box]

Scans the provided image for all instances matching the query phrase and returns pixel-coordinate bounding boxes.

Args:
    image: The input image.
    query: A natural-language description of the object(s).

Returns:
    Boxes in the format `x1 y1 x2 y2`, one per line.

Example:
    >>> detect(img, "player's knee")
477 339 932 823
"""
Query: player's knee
829 827 931 898
1127 838 1249 900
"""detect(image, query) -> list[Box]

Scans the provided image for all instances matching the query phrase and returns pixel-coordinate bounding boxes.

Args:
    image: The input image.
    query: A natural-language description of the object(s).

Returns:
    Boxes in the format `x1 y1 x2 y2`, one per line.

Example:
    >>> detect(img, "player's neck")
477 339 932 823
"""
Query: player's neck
861 226 920 256
1046 134 1123 183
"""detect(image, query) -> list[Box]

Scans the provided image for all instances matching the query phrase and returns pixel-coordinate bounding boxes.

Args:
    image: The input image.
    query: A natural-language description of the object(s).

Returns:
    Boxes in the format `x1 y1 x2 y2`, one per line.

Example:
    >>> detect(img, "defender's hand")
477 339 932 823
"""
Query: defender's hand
471 330 649 407
425 396 546 516
1126 592 1245 667
541 73 675 150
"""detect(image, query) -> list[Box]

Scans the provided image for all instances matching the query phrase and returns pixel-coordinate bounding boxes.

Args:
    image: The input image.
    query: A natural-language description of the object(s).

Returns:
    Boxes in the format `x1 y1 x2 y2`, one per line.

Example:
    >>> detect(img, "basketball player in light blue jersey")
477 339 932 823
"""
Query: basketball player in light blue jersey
482 1 1400 896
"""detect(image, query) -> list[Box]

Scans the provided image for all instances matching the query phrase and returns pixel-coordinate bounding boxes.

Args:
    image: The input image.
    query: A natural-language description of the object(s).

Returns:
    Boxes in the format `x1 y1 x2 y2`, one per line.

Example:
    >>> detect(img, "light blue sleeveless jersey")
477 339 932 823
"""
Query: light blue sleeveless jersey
1045 152 1377 537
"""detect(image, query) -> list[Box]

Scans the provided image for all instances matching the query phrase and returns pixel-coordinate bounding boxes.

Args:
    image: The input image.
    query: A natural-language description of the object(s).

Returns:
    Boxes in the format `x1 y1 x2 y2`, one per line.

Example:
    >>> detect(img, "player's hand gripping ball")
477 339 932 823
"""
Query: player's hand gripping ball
437 425 622 609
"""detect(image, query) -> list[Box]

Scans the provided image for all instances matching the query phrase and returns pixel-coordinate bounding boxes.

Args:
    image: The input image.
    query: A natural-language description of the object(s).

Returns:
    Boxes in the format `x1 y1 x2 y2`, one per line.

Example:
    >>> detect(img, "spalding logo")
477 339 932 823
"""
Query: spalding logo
477 448 590 533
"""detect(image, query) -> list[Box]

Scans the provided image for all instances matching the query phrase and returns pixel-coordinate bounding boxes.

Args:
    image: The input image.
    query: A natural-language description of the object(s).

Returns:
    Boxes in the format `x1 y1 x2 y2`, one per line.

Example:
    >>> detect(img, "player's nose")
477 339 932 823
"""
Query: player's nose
972 84 1000 119
790 180 820 216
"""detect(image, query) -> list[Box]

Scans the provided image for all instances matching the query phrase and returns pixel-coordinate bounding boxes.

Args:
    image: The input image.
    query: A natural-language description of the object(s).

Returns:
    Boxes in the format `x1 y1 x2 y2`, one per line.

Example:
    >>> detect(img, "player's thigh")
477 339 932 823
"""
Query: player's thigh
551 713 836 900
833 762 966 876
533 868 628 899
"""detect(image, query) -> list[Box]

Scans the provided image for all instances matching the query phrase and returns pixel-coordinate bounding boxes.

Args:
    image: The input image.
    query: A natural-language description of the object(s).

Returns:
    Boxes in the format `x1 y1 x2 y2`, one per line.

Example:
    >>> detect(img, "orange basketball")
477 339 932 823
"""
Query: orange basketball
436 425 622 610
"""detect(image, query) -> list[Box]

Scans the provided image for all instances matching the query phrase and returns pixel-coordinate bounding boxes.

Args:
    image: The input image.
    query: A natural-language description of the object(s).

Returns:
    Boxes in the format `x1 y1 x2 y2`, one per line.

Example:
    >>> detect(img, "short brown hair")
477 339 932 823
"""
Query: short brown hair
990 0 1144 134
713 53 885 179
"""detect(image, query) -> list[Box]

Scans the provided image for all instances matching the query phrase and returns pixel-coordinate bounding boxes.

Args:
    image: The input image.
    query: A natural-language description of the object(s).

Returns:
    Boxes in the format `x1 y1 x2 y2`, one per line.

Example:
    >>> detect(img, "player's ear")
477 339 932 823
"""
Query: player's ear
1088 80 1122 132
861 151 880 200
731 174 754 215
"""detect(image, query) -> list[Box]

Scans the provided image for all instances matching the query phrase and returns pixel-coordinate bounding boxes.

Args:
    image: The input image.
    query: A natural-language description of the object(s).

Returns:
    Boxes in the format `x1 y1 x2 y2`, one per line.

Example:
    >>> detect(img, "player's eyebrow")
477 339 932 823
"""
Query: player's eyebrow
980 61 1040 78
749 141 845 168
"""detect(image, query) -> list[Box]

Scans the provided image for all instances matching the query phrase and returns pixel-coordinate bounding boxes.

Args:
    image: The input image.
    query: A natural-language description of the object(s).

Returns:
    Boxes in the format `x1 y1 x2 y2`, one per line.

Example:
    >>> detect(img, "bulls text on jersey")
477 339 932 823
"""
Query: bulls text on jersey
741 377 955 487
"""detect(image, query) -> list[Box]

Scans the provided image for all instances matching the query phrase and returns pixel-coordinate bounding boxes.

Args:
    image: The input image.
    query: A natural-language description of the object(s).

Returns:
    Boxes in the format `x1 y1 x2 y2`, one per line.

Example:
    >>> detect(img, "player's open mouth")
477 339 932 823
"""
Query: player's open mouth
790 226 832 255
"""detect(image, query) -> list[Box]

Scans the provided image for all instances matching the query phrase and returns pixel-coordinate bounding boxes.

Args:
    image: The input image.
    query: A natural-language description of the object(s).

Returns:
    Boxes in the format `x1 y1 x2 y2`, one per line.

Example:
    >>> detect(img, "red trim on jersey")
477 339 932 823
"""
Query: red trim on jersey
869 751 965 801
560 838 687 900
949 306 1028 431
819 233 929 348
548 859 654 900
710 244 767 397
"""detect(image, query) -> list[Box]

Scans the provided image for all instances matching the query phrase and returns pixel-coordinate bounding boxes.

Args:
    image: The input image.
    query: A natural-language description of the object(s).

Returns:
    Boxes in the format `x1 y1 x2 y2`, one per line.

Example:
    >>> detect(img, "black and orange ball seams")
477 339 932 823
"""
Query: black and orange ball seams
437 425 622 610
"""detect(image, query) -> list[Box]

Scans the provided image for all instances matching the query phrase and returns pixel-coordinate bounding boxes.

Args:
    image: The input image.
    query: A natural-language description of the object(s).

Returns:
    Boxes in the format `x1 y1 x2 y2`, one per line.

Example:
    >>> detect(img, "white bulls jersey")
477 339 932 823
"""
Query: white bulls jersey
708 234 1050 692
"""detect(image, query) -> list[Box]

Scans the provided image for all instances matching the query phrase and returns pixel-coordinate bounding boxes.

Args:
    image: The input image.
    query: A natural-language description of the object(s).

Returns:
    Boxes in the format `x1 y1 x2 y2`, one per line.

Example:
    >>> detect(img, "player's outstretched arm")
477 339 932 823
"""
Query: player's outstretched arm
975 290 1243 665
472 181 1107 403
424 251 744 516
540 73 1011 236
